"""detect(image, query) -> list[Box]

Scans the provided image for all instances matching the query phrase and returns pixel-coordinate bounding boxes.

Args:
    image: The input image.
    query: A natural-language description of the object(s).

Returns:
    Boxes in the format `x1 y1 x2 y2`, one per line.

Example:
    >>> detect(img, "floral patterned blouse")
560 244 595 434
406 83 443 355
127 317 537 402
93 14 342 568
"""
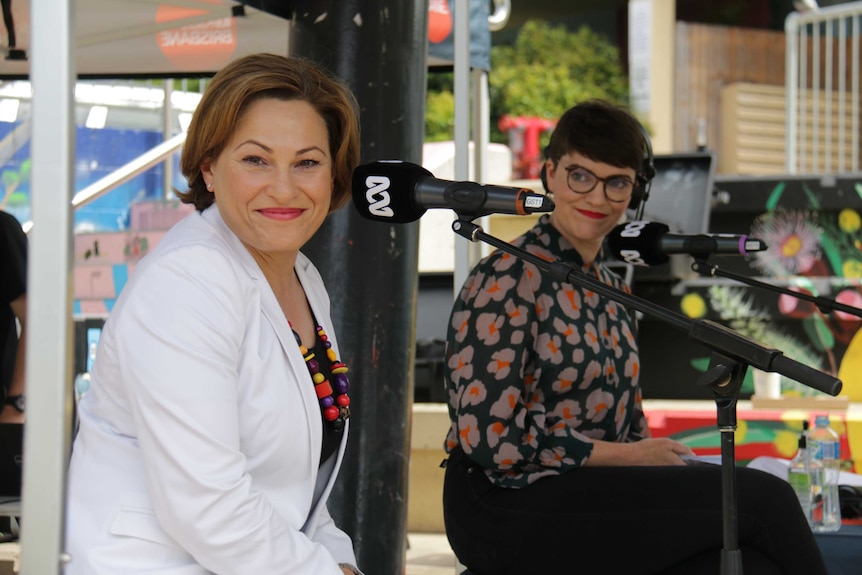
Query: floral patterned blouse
444 214 651 487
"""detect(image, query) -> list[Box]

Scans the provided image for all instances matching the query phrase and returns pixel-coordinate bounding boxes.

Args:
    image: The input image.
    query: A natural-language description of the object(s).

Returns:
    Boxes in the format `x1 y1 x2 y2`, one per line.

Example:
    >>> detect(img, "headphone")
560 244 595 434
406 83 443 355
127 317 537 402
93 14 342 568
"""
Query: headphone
539 123 656 218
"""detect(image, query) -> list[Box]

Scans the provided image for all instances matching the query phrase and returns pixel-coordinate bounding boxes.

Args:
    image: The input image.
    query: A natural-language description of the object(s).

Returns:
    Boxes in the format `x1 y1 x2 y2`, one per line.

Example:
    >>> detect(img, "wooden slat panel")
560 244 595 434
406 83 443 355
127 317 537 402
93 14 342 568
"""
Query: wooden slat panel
719 82 861 174
675 22 786 156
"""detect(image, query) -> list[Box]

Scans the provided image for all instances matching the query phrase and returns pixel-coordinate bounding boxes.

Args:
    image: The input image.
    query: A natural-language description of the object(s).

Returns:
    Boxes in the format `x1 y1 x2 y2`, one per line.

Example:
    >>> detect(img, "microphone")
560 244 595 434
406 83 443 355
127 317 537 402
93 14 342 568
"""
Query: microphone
606 221 768 266
352 160 555 223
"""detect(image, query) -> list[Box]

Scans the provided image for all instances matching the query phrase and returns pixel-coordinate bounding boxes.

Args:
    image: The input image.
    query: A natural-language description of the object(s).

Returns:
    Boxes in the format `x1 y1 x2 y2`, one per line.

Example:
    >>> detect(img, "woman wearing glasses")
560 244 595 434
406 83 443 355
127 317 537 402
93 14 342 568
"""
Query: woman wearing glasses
442 100 827 574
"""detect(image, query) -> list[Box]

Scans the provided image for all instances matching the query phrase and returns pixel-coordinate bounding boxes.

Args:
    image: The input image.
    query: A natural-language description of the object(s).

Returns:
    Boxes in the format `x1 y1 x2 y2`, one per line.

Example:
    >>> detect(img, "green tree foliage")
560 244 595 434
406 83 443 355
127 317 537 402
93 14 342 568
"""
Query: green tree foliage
426 88 457 143
425 20 630 144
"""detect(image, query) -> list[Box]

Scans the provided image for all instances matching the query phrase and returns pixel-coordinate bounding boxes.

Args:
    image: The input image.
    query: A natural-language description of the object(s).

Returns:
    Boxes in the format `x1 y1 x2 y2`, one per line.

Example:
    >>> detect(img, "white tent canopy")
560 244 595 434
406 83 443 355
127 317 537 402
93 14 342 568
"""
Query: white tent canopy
0 0 289 78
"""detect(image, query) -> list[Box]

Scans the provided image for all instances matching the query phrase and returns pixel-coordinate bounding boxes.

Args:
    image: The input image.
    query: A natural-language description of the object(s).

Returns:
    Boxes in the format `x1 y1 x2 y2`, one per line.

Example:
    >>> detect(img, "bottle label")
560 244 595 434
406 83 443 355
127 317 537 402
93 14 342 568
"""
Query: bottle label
814 442 840 460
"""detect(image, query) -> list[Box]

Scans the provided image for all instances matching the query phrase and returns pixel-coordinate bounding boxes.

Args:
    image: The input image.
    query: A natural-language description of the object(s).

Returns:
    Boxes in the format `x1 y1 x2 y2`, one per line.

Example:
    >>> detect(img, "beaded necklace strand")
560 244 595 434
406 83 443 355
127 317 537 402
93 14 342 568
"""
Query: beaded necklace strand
290 322 351 432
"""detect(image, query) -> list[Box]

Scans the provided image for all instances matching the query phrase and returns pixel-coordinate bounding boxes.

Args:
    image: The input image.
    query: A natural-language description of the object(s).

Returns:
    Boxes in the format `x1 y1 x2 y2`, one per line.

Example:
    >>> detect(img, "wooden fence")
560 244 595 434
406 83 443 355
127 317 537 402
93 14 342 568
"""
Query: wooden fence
675 19 862 175
674 22 786 168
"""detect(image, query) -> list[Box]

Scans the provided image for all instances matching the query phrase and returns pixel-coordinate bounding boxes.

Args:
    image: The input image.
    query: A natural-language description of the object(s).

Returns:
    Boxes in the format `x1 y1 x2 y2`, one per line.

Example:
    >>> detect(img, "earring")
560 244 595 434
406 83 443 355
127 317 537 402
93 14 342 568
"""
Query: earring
206 182 213 191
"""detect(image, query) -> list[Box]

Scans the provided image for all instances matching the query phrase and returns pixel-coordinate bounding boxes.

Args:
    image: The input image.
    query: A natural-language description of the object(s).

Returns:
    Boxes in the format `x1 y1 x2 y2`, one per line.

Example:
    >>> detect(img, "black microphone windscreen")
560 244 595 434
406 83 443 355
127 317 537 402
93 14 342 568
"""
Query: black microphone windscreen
606 221 671 266
352 161 432 223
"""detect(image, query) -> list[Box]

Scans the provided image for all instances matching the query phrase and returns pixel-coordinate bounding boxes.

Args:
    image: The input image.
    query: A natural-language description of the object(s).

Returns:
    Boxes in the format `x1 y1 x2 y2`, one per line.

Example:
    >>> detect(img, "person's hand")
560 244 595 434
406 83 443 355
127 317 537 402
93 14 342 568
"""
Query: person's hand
588 437 693 467
340 567 355 575
624 437 694 465
0 405 24 424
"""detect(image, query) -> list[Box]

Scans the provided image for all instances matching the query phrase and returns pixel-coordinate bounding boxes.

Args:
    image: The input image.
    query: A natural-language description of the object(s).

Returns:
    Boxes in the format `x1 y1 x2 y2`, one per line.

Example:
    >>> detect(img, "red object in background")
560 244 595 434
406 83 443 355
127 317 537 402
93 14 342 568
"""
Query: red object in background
428 0 453 44
498 115 557 180
646 407 856 472
156 2 237 70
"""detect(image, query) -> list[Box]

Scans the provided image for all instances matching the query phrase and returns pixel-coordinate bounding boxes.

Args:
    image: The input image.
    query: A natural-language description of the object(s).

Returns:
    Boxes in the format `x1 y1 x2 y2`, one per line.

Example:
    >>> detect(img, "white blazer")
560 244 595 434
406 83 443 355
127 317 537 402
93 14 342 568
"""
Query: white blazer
65 206 358 574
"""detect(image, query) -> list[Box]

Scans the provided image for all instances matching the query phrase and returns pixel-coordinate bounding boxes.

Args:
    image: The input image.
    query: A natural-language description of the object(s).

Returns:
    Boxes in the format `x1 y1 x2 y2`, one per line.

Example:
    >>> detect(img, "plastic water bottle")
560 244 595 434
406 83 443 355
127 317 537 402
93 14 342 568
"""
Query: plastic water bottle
788 434 813 525
809 415 842 532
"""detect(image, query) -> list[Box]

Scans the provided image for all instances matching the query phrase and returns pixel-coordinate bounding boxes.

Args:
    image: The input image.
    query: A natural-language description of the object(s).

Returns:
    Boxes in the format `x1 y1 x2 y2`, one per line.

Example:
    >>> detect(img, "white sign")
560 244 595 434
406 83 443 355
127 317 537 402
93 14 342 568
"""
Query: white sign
628 0 652 116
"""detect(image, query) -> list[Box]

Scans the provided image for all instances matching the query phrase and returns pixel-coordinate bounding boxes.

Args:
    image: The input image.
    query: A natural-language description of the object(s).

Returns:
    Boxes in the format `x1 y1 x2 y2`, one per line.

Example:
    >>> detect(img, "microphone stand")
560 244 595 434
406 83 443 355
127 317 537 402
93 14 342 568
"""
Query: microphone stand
451 217 842 575
689 258 862 318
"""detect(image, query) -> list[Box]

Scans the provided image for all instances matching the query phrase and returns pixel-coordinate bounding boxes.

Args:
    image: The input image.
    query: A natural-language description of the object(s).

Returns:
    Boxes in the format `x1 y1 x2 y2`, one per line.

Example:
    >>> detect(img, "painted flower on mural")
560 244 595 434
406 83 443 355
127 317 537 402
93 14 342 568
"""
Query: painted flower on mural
843 259 862 278
821 205 862 276
839 208 861 233
750 210 822 276
835 289 862 322
777 285 818 318
680 292 707 319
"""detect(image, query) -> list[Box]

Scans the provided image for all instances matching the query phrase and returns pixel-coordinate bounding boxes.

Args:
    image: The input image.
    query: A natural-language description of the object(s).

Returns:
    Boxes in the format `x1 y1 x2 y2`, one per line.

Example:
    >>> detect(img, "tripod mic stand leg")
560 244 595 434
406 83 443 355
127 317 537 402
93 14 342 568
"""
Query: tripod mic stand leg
697 355 746 574
718 404 743 575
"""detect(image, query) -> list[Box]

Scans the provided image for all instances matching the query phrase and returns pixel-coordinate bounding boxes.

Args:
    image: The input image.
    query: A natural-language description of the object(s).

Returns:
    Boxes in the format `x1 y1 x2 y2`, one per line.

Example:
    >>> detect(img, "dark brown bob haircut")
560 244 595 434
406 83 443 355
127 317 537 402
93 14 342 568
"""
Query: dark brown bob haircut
177 53 361 213
545 99 647 178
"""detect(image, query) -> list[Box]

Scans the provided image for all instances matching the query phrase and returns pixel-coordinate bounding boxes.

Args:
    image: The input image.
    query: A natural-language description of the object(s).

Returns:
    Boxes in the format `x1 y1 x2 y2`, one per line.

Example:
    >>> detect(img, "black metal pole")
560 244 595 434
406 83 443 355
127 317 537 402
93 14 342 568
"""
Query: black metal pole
288 2 428 574
703 363 744 575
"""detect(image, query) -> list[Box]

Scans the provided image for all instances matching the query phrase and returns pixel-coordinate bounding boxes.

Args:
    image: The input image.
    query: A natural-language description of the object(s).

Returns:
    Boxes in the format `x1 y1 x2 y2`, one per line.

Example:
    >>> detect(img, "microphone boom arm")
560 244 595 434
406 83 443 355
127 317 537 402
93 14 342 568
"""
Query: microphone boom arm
451 218 842 396
690 259 862 318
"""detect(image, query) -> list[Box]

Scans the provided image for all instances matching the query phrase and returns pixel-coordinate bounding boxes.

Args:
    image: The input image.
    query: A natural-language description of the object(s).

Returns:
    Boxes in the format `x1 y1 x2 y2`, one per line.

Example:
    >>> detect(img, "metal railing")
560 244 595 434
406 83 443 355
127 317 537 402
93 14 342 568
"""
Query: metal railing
20 131 187 234
786 1 862 173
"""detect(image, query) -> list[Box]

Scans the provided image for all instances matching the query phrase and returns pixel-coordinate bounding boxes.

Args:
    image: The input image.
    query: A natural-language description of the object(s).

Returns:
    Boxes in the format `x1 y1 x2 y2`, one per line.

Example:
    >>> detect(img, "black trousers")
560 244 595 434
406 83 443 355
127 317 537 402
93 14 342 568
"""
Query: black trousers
444 447 828 575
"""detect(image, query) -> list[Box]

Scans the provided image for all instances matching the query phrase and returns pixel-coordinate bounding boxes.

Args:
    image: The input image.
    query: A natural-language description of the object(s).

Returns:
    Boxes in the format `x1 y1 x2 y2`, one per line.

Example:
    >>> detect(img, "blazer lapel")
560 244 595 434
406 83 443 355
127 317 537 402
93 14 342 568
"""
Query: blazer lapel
201 207 322 479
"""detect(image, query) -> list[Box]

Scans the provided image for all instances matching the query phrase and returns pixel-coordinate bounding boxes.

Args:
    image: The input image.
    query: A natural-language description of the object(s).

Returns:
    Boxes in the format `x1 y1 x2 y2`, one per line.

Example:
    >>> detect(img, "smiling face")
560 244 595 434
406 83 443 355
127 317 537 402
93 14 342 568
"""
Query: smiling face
546 151 635 263
201 97 332 268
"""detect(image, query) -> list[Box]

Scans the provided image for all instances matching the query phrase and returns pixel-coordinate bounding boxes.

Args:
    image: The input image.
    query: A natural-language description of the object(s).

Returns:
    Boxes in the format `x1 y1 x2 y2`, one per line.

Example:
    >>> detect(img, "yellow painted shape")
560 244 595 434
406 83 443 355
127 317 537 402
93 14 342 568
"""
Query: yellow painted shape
847 410 862 472
838 329 862 401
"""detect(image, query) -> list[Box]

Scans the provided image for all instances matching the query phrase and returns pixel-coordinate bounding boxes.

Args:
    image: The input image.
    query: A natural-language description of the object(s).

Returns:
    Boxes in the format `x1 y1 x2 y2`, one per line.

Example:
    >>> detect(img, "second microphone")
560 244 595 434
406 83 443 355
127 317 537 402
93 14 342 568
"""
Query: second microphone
606 220 768 265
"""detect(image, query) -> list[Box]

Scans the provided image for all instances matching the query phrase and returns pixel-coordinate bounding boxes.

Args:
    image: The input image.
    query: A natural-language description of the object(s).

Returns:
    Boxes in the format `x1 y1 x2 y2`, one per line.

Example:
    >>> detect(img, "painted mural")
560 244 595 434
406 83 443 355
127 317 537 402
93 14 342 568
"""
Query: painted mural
634 175 862 466
636 175 862 403
0 121 193 318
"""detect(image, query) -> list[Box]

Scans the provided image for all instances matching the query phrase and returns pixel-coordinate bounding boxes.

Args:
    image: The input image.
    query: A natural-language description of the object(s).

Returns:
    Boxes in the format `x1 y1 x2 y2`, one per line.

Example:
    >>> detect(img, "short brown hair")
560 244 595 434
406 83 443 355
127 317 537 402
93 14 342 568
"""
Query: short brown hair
546 100 646 176
177 53 361 212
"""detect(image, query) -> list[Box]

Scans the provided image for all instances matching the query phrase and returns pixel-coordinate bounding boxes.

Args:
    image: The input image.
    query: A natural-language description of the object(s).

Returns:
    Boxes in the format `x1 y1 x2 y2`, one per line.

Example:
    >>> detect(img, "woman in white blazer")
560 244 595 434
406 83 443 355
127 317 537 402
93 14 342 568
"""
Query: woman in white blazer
65 53 363 575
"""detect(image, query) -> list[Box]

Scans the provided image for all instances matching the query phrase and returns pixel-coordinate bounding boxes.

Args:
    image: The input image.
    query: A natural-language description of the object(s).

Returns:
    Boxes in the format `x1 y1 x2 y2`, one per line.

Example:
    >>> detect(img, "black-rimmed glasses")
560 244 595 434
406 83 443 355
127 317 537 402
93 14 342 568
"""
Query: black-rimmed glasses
564 165 635 203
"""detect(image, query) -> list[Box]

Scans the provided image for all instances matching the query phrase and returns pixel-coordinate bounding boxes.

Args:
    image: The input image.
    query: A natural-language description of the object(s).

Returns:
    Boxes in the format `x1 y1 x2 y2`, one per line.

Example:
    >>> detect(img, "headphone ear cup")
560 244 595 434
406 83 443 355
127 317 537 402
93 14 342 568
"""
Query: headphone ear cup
628 172 650 214
628 183 644 212
539 147 550 194
634 123 655 214
539 162 550 194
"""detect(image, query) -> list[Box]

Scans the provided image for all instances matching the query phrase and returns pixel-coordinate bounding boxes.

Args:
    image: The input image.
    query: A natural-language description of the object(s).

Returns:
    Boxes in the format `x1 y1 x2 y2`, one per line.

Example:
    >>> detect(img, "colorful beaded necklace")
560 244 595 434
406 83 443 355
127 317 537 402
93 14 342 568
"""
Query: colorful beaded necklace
290 322 351 432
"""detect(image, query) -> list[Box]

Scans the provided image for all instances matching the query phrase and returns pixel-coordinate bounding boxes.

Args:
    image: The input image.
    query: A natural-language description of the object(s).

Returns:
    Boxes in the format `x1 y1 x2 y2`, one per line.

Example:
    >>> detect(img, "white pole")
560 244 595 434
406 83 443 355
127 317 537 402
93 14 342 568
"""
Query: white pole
853 16 860 171
825 20 833 172
452 0 471 296
785 14 798 173
472 67 490 259
163 80 174 200
19 0 76 573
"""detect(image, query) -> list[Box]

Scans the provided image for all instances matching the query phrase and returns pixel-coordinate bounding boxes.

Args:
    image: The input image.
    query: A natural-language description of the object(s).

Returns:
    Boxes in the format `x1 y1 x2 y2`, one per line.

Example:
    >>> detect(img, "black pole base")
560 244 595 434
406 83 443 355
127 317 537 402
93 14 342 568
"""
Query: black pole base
5 48 25 61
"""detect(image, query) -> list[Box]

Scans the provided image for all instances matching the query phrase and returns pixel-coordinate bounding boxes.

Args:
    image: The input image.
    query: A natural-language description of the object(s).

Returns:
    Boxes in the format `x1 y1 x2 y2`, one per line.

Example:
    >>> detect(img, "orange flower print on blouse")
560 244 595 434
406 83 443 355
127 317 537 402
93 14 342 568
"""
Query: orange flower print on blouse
476 312 505 346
